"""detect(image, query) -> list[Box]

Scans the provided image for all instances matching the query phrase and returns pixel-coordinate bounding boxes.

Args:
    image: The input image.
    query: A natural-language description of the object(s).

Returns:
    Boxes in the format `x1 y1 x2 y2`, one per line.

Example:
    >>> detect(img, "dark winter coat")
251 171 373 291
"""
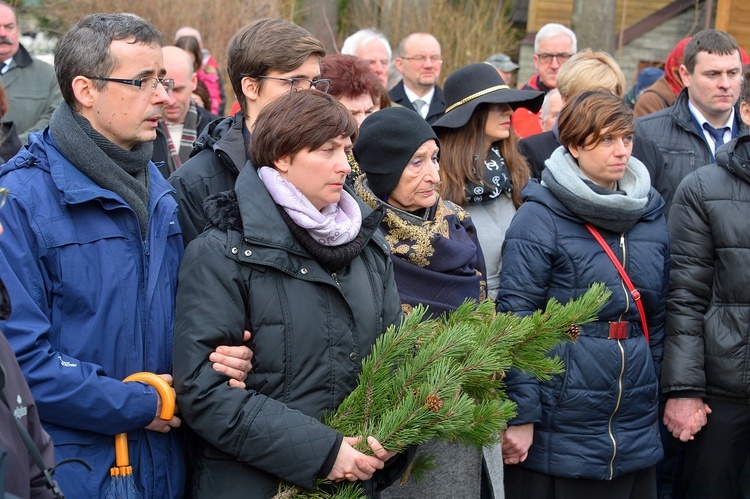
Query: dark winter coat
152 105 220 179
636 89 747 212
496 180 668 481
662 135 750 403
173 165 404 498
168 112 251 246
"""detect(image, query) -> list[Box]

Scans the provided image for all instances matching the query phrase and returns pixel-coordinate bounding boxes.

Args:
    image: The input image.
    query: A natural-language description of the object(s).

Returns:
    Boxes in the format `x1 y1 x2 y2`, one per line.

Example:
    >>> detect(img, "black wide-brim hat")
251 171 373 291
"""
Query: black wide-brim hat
432 62 544 130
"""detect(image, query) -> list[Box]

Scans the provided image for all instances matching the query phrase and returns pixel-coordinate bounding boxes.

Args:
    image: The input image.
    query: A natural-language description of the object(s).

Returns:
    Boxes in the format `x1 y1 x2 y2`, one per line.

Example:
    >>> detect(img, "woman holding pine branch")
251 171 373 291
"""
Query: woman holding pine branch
352 106 493 498
172 90 408 498
497 91 669 499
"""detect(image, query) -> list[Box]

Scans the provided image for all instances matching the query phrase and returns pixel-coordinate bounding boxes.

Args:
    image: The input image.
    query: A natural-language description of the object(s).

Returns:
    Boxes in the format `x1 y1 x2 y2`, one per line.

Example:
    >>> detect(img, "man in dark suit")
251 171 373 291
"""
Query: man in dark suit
389 33 445 124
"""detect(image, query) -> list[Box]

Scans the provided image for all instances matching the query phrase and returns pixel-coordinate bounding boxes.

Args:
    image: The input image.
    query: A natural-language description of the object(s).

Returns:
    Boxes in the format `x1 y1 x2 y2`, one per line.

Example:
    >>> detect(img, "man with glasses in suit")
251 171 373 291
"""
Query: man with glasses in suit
389 32 446 124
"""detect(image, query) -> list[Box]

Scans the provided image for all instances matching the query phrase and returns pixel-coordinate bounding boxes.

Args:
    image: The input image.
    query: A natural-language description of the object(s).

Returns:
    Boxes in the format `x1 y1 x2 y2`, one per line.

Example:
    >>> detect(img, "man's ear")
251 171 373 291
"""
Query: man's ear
740 100 750 128
72 76 96 109
394 57 405 76
678 64 691 89
191 72 198 92
242 76 260 102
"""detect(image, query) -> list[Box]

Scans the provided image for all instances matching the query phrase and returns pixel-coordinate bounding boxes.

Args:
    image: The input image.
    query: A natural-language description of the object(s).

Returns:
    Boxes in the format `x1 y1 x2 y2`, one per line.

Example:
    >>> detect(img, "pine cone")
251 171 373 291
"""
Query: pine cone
425 394 443 412
566 323 580 340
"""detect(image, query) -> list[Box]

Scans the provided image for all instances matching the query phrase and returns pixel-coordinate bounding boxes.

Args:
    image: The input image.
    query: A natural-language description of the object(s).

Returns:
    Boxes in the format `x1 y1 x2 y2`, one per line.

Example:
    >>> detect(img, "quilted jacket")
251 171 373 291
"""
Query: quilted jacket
496 178 669 480
173 165 404 498
662 135 750 403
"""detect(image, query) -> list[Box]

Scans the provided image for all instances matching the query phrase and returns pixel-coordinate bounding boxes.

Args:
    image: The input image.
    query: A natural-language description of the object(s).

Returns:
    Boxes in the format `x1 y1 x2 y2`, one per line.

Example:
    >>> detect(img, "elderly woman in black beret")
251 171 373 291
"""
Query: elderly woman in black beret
353 106 490 496
353 106 486 318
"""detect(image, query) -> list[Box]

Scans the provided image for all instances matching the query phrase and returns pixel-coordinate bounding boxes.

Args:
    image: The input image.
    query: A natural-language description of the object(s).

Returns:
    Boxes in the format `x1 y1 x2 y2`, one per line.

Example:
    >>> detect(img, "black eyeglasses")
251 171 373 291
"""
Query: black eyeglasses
87 76 175 94
255 76 331 94
536 53 573 64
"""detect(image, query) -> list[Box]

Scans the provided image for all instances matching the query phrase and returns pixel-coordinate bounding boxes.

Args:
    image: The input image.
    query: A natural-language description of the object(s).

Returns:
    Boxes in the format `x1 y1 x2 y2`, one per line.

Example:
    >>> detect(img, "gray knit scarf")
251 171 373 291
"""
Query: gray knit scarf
541 146 650 233
49 102 153 238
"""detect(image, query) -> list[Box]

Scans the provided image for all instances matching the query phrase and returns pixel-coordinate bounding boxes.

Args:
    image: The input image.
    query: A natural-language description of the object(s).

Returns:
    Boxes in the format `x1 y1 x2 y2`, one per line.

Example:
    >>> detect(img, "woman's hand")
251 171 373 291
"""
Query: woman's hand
663 397 712 442
501 423 534 465
209 330 253 388
327 436 393 482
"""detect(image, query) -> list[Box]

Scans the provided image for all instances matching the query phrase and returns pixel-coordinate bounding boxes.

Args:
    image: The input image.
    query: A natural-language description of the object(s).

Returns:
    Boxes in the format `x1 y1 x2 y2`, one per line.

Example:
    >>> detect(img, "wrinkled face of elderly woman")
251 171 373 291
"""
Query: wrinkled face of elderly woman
388 139 441 212
568 128 633 190
274 134 353 210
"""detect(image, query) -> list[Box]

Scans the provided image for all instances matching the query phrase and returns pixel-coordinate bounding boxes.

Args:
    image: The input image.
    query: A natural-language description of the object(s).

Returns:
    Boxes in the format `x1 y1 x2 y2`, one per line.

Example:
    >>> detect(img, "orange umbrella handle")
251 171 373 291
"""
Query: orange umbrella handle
123 372 176 420
113 372 177 469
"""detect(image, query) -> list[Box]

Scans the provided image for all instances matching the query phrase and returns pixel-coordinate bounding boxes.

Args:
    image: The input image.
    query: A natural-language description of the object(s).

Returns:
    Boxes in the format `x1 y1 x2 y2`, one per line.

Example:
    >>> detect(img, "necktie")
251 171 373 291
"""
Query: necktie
413 99 427 118
703 122 729 149
0 62 5 75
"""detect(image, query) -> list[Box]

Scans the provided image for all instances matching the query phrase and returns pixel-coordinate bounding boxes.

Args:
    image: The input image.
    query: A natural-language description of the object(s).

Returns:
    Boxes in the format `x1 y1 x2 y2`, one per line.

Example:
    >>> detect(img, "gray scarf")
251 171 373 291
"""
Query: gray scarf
542 146 650 233
49 102 153 238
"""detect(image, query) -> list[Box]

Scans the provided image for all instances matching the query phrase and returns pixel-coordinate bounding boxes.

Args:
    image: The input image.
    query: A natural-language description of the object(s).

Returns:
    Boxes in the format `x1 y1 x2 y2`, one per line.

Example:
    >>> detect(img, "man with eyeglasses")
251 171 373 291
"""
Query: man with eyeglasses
169 18 327 247
512 23 577 138
0 13 253 498
389 32 446 124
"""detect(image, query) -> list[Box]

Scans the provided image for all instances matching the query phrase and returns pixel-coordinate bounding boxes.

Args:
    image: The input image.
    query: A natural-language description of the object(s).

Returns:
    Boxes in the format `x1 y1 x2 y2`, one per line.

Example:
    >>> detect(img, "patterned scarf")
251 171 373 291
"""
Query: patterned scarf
258 166 362 246
355 176 486 318
162 100 199 175
464 146 513 204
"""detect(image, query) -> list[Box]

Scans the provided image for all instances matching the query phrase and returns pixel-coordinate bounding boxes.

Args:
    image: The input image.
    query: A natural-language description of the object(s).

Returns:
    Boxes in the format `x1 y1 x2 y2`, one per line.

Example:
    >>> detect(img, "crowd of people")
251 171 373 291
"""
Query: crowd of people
0 2 749 498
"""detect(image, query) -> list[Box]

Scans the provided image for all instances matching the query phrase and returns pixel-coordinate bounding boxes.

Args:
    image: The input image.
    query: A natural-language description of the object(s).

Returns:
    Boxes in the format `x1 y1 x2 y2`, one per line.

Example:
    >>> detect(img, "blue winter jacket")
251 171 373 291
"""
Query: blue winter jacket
0 129 185 498
496 180 668 480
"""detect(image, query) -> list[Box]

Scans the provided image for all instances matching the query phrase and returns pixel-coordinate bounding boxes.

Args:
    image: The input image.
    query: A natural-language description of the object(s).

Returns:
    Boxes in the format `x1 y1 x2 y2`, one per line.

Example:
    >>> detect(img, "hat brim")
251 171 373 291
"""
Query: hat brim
432 87 544 130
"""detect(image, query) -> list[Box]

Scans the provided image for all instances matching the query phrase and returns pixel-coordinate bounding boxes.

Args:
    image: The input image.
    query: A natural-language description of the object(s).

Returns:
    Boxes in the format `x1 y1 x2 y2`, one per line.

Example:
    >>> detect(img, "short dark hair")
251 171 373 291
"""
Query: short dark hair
249 90 357 168
558 90 635 151
683 29 740 74
741 65 750 104
55 13 163 110
321 54 382 103
227 18 325 115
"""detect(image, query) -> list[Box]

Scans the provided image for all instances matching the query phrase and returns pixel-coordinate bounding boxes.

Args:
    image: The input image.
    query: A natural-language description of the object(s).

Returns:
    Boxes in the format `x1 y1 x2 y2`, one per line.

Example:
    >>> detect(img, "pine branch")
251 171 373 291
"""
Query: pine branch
276 284 610 498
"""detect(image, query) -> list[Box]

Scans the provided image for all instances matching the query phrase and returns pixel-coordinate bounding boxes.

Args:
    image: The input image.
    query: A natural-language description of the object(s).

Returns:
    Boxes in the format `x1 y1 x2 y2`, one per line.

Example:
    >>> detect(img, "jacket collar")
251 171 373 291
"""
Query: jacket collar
18 129 174 211
189 112 247 173
716 134 750 186
669 88 747 138
8 43 33 69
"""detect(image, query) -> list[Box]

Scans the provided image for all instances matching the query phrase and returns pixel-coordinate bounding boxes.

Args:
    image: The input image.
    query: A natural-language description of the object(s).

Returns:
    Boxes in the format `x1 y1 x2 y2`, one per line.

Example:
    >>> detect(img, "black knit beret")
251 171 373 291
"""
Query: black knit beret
353 106 439 200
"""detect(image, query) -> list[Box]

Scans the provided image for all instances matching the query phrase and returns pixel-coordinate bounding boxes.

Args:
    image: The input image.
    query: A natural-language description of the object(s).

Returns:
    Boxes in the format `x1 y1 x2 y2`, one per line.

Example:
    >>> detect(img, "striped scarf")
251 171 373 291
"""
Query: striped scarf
162 100 199 175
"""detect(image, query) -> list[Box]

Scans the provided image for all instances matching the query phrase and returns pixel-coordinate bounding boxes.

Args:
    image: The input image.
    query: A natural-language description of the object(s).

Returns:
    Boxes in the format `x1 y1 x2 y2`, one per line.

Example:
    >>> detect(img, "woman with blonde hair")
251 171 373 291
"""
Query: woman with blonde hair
432 62 543 301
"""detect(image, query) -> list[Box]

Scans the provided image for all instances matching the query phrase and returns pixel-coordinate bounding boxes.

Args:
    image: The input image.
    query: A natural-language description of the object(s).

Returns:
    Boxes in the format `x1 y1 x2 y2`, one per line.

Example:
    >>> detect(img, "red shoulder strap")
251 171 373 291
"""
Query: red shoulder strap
585 224 650 343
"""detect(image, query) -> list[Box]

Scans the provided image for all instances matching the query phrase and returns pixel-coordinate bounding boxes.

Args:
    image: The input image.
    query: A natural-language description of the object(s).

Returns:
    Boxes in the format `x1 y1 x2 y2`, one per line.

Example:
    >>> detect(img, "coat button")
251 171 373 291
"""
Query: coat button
244 249 252 257
231 247 239 254
300 268 308 275
349 352 357 362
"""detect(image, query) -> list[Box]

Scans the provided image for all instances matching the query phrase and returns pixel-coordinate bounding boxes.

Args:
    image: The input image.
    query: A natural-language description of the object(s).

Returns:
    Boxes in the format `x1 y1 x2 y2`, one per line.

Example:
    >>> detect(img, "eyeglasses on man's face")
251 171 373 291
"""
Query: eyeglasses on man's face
87 76 175 94
536 53 573 64
256 76 331 94
401 55 443 64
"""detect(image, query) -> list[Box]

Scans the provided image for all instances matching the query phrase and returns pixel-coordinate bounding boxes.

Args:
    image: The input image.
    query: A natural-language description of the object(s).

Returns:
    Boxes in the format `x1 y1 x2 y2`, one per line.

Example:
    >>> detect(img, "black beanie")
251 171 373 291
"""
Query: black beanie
353 107 440 200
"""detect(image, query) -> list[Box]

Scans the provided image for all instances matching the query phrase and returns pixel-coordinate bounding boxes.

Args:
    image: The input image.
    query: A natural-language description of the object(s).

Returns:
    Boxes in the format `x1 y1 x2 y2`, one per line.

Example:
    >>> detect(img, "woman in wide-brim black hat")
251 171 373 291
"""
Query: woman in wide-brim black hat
433 62 543 303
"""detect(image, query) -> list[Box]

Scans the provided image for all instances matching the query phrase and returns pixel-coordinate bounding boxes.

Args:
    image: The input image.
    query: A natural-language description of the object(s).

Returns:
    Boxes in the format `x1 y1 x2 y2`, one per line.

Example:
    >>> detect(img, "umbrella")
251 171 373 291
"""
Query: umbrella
105 372 175 499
